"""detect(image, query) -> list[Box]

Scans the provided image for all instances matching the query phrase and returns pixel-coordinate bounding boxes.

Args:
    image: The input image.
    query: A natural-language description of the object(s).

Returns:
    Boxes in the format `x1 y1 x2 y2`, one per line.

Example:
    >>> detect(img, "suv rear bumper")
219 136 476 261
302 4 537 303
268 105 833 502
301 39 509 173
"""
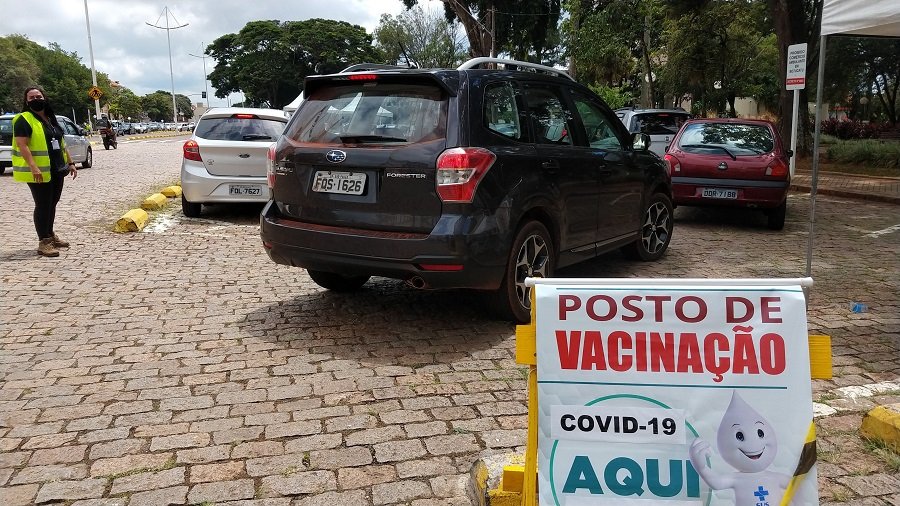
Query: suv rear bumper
260 201 508 290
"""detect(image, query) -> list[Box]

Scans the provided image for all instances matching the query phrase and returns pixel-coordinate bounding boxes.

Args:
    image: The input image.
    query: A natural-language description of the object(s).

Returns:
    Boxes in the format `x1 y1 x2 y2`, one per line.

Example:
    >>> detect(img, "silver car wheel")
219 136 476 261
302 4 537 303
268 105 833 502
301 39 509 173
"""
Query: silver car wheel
514 232 551 311
641 201 671 254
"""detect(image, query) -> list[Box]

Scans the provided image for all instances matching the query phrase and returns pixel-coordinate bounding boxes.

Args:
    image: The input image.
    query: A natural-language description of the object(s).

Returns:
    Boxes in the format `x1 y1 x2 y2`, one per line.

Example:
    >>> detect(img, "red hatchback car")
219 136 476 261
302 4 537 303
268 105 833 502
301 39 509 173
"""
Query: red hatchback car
664 118 791 230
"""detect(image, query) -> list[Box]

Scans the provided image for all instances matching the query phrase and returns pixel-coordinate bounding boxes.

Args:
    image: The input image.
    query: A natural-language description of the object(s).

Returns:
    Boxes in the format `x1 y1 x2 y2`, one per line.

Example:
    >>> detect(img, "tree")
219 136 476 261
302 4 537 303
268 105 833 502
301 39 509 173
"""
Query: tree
825 37 900 125
142 91 173 122
375 7 467 68
0 35 40 113
0 35 115 123
563 0 666 106
108 88 143 120
401 0 561 61
658 0 778 116
767 0 823 153
175 94 193 120
207 19 385 109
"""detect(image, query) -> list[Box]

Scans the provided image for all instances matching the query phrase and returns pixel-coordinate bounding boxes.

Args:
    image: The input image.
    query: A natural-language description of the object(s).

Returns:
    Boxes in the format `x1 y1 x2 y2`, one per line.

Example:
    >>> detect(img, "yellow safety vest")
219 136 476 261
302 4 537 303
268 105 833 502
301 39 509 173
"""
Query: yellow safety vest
11 112 70 183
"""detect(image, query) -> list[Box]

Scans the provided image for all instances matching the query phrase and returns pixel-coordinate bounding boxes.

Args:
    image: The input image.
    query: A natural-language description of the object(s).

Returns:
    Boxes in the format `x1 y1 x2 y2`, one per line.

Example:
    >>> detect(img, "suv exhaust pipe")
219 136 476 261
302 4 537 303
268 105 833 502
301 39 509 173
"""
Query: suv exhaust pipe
405 276 429 290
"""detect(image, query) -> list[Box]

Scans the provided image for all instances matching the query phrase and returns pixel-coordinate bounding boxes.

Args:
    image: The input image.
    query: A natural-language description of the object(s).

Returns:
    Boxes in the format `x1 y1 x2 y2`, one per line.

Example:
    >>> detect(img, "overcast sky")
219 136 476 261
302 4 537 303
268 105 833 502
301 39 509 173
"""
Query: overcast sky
2 0 438 108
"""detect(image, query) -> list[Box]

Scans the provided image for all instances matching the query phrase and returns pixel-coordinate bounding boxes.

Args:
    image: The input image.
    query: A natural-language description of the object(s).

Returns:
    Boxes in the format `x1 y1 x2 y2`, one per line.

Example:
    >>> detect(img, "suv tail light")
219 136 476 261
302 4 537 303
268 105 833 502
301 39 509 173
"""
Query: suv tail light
183 140 201 162
266 144 276 189
766 158 788 178
663 153 681 175
435 147 496 203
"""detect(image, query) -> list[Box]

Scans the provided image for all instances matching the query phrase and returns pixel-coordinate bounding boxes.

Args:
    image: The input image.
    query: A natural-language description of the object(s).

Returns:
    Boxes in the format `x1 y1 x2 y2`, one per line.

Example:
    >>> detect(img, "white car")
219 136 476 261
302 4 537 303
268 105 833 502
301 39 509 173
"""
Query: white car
180 107 287 217
616 108 691 158
0 114 92 174
0 114 13 175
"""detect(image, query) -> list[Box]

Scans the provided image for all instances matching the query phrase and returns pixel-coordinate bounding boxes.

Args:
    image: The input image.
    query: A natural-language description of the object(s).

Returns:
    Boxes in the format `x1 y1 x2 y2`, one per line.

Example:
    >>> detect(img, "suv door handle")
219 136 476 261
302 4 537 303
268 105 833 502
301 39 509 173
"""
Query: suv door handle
541 160 560 170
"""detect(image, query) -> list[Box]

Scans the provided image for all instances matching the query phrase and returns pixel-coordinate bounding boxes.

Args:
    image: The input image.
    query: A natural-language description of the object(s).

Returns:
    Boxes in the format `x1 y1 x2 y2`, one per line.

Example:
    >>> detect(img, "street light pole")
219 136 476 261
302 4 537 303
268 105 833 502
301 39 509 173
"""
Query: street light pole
83 0 101 120
146 6 188 125
188 46 210 108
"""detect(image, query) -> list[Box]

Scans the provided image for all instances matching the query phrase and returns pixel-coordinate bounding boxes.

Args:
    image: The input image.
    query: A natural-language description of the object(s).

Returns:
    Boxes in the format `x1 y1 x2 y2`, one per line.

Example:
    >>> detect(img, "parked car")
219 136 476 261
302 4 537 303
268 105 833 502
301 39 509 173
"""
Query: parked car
664 118 791 230
181 107 287 218
0 114 92 173
0 113 13 175
260 58 674 323
617 108 692 158
57 115 93 168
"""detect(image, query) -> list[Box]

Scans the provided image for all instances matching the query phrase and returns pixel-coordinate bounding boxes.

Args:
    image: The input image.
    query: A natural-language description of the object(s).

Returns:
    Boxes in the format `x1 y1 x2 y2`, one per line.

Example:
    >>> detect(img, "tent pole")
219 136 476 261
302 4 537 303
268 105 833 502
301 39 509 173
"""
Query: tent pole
806 35 827 279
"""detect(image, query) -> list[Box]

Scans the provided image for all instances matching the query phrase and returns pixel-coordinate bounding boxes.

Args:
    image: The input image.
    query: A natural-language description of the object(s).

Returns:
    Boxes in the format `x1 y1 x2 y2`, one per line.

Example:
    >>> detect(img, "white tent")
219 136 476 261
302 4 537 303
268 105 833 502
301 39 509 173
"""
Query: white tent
283 93 304 118
806 0 900 275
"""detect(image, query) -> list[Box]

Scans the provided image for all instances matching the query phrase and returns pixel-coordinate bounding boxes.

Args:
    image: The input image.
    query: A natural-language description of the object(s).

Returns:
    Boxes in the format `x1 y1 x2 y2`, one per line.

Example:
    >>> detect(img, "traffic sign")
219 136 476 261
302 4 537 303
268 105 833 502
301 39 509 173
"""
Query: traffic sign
88 86 103 100
786 43 807 90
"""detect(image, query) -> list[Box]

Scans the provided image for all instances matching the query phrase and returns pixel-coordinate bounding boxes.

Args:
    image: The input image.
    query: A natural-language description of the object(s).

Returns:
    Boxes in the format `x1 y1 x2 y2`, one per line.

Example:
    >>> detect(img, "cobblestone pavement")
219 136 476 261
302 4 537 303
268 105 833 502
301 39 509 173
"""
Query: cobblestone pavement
1 140 898 505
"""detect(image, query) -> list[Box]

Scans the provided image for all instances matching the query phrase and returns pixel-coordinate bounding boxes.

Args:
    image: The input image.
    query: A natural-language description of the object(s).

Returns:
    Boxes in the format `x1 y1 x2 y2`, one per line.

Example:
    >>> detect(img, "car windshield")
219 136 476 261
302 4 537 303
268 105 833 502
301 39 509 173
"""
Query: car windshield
194 116 286 141
677 122 775 155
630 112 689 135
287 83 447 145
0 118 12 135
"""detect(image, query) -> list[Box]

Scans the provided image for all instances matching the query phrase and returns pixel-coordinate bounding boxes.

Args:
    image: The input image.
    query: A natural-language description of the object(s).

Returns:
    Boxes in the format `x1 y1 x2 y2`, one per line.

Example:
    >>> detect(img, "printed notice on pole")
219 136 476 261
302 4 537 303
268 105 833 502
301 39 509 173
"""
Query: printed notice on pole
786 43 807 90
535 281 818 505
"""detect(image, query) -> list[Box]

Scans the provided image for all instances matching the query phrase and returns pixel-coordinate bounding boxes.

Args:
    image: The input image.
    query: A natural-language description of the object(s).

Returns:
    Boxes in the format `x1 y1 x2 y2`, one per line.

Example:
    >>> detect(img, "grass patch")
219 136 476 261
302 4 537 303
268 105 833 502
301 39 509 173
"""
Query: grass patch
829 488 853 502
452 427 473 435
862 438 900 471
826 139 900 170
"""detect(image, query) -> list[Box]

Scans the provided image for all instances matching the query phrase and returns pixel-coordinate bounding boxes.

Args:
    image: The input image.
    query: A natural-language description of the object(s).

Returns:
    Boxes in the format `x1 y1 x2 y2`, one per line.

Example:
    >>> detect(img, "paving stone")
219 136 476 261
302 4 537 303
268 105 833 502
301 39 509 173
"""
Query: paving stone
395 457 457 478
9 464 88 484
127 485 188 506
246 453 309 477
0 483 39 506
109 466 186 494
260 470 336 496
189 461 245 483
423 434 481 455
35 478 107 503
373 439 427 462
292 490 369 506
176 444 232 464
150 432 210 452
310 446 373 469
263 420 321 439
337 465 398 489
371 479 432 505
345 425 405 446
187 479 256 503
90 453 175 477
89 438 144 459
232 440 285 459
284 433 344 453
29 444 87 465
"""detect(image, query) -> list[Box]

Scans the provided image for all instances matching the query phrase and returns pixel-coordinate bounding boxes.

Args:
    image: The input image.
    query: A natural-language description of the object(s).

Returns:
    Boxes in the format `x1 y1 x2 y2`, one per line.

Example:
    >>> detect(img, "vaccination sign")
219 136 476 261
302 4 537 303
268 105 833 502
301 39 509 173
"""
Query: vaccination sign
535 281 817 505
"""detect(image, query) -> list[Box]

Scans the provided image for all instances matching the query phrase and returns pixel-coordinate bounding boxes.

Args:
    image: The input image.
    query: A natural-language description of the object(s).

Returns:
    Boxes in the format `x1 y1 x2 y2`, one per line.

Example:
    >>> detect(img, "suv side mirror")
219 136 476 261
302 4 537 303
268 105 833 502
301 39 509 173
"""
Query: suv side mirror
632 133 651 151
785 149 794 158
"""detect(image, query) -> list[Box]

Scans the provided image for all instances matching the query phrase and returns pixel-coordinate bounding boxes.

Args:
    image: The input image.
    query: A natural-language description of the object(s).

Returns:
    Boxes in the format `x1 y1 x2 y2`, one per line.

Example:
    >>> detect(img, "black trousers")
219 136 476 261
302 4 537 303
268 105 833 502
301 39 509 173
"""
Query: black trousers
27 171 66 240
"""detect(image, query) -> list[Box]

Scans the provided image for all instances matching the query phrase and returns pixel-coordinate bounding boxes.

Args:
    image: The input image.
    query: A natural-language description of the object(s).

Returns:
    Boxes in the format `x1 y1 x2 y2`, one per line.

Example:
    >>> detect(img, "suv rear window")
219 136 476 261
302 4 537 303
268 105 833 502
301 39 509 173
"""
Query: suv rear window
678 122 774 155
195 116 285 142
630 112 689 135
286 83 446 145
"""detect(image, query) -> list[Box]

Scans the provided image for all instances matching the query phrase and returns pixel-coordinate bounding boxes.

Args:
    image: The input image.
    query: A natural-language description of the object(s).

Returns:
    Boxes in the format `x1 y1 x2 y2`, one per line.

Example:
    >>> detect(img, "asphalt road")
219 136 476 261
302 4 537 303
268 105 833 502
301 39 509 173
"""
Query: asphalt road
1 139 898 505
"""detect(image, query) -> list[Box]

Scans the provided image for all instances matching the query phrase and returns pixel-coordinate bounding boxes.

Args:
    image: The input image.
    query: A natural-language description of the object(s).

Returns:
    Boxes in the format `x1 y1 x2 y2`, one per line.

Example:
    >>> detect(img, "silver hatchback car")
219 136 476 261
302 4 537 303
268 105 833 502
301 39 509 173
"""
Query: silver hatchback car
180 107 287 217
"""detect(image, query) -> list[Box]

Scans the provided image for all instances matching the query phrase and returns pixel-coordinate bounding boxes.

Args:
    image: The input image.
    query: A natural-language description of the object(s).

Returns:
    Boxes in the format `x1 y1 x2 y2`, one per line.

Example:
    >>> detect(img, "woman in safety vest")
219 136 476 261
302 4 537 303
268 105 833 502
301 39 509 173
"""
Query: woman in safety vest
12 86 78 257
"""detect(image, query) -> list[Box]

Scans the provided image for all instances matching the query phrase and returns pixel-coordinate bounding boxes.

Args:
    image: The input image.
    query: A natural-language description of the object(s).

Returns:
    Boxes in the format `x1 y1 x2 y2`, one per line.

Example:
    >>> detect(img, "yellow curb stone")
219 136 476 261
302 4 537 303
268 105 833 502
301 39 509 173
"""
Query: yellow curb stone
114 209 149 233
161 185 182 198
860 403 900 452
141 193 169 210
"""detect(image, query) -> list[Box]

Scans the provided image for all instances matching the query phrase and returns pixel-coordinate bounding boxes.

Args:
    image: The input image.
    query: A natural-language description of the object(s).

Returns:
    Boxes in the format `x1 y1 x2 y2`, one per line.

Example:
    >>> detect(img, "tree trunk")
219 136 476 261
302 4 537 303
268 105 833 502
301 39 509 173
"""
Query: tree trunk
446 0 489 57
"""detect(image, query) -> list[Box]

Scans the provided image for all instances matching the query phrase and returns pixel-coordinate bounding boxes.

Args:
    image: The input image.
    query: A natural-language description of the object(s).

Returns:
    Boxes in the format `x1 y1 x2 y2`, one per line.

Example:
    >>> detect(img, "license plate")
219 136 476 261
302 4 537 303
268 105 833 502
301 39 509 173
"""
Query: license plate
229 184 262 196
312 171 366 195
701 188 738 199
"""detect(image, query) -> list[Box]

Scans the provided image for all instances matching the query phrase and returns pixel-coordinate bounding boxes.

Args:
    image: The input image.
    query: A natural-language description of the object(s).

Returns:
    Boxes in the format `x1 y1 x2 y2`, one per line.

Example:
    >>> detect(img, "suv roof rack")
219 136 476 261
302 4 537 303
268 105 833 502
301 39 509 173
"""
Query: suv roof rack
340 63 412 73
457 57 574 81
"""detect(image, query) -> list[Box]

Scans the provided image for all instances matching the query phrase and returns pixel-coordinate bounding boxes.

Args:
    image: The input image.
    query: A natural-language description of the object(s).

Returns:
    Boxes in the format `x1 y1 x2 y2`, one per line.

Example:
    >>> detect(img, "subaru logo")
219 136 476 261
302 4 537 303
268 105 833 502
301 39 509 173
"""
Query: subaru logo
325 150 347 163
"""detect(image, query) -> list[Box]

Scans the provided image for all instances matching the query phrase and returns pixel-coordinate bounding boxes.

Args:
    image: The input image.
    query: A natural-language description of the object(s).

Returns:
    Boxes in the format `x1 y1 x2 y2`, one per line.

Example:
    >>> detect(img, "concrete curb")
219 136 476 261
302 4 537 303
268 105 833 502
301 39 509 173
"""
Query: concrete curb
89 131 189 146
860 403 900 452
468 453 528 506
790 183 900 205
115 183 181 233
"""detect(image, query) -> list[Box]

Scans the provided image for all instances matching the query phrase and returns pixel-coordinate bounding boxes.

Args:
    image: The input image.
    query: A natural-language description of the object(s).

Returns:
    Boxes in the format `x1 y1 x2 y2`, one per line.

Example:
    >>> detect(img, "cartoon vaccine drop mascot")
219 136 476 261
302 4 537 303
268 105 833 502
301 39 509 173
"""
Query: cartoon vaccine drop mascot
689 392 791 506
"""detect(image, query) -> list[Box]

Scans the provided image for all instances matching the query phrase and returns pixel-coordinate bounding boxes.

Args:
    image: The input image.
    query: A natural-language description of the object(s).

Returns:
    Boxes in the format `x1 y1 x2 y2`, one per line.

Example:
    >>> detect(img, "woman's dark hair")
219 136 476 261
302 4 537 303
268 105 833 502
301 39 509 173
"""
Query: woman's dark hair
21 86 62 130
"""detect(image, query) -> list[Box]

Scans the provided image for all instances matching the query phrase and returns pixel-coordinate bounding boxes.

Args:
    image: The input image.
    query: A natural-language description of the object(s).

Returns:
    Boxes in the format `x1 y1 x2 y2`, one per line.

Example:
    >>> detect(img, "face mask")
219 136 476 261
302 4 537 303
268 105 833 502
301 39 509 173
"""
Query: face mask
28 99 47 112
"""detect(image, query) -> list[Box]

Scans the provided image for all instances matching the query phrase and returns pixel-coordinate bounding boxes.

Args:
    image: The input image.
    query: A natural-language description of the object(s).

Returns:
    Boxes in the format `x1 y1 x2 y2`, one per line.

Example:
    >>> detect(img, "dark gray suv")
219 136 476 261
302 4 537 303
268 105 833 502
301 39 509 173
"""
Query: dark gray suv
261 58 674 322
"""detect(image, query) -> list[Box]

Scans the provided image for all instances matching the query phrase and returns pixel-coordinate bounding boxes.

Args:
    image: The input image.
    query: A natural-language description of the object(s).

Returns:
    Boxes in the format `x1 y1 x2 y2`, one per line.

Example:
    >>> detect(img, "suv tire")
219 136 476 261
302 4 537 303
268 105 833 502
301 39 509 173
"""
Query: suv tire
307 270 370 292
81 147 92 168
487 221 554 323
622 193 673 261
182 194 202 218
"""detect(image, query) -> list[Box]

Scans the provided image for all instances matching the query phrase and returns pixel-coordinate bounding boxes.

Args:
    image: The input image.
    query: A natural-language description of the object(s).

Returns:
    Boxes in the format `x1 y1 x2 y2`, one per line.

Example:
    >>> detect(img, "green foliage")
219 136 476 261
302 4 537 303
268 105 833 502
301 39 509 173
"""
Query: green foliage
827 139 900 169
824 37 900 124
657 0 776 116
375 6 467 68
142 91 174 122
0 35 40 113
207 18 385 109
587 84 632 110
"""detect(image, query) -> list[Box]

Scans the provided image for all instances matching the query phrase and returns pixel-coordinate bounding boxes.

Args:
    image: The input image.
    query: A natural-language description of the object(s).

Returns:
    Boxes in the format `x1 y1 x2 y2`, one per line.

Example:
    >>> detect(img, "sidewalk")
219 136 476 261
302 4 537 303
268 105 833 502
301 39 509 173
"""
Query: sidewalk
792 169 900 205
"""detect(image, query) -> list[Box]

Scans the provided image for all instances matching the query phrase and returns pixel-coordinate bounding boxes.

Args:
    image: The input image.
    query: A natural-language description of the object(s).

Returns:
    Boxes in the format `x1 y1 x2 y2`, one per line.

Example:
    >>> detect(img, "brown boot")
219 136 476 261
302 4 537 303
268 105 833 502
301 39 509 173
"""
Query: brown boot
51 233 70 248
38 238 60 257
